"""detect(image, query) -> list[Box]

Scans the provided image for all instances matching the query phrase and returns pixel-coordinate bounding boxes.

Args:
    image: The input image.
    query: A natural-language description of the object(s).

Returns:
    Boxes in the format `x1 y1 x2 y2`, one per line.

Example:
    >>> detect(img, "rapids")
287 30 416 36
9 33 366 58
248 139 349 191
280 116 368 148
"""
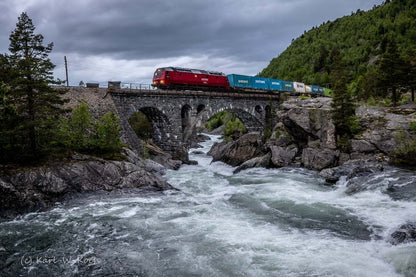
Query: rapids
1 135 415 276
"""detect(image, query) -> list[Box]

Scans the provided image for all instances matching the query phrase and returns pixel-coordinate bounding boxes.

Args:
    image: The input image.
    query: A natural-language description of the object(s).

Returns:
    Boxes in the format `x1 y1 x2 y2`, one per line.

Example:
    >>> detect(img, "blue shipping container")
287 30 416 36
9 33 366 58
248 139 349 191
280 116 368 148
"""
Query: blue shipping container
268 79 283 91
311 85 324 95
227 74 251 89
282 81 294 92
252 77 269 90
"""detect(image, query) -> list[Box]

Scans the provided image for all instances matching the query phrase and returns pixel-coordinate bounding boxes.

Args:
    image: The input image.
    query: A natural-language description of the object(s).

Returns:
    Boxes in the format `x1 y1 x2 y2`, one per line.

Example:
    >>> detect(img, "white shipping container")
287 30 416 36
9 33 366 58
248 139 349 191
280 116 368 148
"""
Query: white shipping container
305 85 312 93
293 82 306 93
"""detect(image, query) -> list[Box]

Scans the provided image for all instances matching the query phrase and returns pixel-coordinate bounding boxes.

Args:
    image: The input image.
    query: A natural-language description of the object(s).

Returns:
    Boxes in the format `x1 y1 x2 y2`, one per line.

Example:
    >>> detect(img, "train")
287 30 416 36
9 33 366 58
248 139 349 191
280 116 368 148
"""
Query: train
152 67 327 96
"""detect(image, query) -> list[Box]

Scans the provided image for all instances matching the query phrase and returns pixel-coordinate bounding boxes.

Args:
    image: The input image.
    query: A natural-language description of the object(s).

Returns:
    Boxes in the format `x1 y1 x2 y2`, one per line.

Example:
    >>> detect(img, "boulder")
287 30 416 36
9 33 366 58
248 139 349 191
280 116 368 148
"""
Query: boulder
270 144 298 167
145 143 182 170
355 105 415 155
302 147 339 171
319 160 384 184
208 133 265 166
388 223 416 245
277 98 336 149
233 153 271 174
350 139 378 153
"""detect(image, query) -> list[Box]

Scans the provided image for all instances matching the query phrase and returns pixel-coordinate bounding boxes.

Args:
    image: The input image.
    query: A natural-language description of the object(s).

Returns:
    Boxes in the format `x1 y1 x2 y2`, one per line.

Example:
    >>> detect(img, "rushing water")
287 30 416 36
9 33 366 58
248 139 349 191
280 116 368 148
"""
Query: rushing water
1 135 416 277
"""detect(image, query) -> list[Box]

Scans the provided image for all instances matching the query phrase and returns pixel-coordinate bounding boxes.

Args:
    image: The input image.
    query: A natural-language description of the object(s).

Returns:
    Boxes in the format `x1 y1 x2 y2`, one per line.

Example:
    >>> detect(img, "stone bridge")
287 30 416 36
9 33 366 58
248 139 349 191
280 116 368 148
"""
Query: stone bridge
110 90 280 155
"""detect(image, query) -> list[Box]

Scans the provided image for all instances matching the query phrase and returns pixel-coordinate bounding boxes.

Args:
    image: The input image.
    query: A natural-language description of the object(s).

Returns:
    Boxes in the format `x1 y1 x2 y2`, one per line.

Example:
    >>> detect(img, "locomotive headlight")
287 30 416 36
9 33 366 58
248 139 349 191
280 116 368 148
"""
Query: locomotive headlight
160 80 165 84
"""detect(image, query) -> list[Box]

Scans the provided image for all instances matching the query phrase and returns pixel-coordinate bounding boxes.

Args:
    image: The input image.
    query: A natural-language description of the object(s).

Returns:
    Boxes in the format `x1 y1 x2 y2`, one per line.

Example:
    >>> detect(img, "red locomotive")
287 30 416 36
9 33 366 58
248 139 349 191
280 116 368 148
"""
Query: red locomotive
152 67 230 91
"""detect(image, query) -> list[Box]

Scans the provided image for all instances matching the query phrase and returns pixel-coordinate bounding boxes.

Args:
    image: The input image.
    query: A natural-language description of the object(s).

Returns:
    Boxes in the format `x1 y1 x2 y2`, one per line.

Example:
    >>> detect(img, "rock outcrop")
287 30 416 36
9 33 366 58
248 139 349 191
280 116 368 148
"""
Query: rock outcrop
318 160 385 184
0 149 173 219
208 97 416 175
233 153 271 174
208 133 266 166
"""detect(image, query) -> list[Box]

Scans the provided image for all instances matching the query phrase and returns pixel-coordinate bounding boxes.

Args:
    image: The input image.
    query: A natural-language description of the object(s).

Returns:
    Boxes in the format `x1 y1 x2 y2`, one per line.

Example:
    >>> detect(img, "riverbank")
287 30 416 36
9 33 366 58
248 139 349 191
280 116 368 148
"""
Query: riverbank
1 134 415 276
0 148 172 219
208 97 416 177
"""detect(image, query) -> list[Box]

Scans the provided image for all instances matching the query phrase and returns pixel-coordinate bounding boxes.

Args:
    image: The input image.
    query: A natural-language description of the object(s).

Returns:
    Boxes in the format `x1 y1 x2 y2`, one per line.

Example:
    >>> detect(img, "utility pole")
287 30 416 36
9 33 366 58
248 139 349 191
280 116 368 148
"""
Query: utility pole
64 56 69 87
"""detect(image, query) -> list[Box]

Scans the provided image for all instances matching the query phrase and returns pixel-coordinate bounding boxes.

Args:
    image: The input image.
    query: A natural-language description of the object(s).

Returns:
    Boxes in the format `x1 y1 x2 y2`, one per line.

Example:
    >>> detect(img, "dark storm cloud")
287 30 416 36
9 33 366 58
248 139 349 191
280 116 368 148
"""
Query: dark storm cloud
42 0 288 61
1 0 384 84
8 0 379 61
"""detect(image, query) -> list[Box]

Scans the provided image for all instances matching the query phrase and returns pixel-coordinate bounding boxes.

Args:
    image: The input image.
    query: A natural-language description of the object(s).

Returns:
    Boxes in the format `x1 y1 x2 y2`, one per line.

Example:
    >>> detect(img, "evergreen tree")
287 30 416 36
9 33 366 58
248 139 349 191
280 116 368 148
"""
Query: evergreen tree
5 12 67 161
377 36 408 106
0 83 23 162
330 47 357 149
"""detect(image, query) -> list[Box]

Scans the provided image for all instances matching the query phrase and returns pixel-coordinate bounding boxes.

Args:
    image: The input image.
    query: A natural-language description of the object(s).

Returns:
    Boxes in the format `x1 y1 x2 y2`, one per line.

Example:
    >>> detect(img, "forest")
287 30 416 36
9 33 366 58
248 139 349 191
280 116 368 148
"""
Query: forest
259 0 416 101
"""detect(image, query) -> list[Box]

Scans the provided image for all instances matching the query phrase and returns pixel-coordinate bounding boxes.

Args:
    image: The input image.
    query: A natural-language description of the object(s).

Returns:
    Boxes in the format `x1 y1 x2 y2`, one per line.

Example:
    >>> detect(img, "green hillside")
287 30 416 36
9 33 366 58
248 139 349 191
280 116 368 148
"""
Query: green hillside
259 0 416 95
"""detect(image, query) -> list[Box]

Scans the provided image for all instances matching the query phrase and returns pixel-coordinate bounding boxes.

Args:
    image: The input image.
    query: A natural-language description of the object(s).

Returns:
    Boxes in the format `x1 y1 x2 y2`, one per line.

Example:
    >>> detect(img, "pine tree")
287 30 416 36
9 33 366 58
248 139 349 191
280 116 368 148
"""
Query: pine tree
376 36 408 106
330 47 357 149
6 12 67 161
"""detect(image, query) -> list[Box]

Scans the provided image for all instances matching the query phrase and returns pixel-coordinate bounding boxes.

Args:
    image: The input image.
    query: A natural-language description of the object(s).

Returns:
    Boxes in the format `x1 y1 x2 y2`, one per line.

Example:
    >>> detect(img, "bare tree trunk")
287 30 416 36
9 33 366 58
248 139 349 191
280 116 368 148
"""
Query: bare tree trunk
392 87 397 106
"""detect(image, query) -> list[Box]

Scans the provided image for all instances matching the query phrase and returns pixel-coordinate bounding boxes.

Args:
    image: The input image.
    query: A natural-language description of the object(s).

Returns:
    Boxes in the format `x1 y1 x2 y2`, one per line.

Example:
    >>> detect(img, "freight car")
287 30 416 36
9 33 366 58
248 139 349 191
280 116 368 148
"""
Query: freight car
152 67 326 96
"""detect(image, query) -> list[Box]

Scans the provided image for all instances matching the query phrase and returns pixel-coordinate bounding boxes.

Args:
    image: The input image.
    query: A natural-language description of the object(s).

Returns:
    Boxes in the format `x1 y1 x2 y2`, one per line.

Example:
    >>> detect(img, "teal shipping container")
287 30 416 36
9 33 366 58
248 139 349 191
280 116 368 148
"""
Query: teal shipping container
227 74 252 89
252 77 269 90
268 79 282 91
311 85 324 95
282 81 294 92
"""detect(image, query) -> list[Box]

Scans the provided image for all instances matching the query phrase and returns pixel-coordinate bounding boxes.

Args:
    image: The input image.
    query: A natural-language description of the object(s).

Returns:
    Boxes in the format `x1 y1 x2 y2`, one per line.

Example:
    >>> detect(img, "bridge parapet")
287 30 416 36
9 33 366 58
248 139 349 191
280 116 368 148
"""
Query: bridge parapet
110 90 279 156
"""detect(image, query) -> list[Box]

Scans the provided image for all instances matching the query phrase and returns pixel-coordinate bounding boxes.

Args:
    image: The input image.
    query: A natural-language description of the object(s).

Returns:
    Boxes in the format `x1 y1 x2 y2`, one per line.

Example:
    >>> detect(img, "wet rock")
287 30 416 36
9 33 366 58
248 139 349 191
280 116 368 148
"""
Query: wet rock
209 125 225 135
0 155 173 219
278 98 336 149
388 223 416 245
270 144 298 167
145 143 182 170
191 150 205 155
233 153 271 174
301 147 339 171
208 133 265 166
319 160 384 184
350 140 378 153
355 105 415 154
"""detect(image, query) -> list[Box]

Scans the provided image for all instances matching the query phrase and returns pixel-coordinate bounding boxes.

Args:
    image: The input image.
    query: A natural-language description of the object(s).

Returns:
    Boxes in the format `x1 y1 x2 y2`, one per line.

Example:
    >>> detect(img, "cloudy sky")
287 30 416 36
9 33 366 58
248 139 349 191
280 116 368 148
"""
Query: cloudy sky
0 0 384 86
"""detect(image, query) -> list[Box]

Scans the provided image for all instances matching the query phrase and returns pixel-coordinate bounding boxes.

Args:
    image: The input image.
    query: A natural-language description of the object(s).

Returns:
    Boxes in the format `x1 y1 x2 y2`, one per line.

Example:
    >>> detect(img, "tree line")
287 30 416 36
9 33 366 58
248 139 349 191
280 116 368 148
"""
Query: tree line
260 0 416 105
0 12 122 165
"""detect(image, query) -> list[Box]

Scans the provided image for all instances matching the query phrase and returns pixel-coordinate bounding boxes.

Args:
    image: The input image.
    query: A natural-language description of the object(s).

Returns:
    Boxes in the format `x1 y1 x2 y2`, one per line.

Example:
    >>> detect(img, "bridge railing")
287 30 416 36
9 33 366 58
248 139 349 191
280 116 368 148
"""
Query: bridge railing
120 83 156 92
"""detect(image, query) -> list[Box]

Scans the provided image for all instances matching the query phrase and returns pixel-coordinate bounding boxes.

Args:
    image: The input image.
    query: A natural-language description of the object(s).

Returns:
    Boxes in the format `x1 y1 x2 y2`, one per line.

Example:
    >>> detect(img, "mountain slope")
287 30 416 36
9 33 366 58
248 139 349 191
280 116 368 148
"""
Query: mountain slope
259 0 416 90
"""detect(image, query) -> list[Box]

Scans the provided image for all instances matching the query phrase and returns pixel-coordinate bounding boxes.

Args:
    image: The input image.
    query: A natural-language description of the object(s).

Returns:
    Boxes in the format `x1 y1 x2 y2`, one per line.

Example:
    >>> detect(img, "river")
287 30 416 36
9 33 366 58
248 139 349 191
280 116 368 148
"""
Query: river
1 135 415 276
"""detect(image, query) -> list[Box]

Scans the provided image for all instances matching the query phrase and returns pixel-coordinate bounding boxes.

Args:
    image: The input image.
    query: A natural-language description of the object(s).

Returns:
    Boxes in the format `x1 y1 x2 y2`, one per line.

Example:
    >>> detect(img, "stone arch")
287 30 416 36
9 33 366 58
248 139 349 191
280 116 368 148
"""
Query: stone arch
207 108 264 133
265 105 272 119
197 104 205 114
181 104 192 131
255 105 263 121
181 104 193 142
138 106 171 148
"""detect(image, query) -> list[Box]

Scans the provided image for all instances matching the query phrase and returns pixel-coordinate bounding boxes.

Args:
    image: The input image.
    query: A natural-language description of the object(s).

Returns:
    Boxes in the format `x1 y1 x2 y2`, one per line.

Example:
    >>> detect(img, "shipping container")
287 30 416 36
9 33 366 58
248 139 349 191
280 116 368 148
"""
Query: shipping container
311 85 324 95
324 88 332 97
268 79 283 91
282 81 294 92
293 82 306 93
305 85 312 93
227 74 252 89
252 77 269 90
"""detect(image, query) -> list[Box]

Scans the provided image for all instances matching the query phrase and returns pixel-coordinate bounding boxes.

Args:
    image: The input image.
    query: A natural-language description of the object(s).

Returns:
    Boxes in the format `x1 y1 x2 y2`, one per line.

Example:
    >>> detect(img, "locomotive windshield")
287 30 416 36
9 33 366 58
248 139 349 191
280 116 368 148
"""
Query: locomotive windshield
154 68 164 76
